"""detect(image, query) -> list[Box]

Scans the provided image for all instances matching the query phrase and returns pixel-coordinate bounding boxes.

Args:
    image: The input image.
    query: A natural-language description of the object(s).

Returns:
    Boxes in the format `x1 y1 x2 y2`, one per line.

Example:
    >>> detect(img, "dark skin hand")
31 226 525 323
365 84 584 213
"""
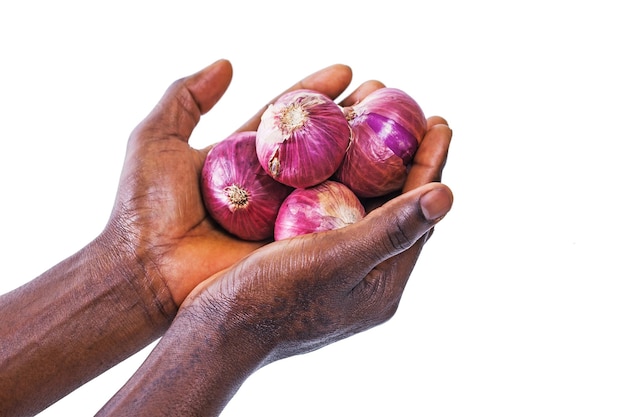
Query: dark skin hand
113 59 362 306
0 59 395 416
97 96 453 415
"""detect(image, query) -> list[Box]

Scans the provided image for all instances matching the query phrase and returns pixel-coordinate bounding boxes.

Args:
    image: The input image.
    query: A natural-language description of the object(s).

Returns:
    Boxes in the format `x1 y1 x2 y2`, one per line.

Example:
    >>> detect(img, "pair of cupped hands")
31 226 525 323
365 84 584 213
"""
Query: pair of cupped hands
111 59 453 363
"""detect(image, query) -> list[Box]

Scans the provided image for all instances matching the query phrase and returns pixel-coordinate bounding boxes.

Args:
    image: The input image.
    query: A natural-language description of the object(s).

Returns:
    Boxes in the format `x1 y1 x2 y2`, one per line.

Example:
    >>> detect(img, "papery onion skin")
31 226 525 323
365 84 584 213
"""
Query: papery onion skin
274 180 366 240
201 131 293 241
256 89 351 189
334 87 427 198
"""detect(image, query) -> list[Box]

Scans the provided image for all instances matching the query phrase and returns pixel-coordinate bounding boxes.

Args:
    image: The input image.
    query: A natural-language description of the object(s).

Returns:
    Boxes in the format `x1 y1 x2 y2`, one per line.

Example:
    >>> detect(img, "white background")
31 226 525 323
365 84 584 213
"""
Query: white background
1 1 625 416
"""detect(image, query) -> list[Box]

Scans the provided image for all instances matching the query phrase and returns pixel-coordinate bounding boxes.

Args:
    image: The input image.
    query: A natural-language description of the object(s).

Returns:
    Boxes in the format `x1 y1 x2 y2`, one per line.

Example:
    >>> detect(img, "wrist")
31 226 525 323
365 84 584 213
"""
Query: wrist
97 290 271 416
183 288 275 368
94 223 178 328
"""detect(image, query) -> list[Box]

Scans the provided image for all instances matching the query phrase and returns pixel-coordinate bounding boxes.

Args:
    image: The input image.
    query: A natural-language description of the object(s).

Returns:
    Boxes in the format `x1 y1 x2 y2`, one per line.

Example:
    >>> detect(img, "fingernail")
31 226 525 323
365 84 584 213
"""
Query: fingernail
420 186 453 221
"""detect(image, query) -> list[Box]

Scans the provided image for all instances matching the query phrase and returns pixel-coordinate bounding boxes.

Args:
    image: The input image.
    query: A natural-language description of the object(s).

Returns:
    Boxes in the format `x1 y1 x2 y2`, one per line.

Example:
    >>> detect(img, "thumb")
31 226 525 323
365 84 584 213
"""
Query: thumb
133 59 234 143
349 182 453 267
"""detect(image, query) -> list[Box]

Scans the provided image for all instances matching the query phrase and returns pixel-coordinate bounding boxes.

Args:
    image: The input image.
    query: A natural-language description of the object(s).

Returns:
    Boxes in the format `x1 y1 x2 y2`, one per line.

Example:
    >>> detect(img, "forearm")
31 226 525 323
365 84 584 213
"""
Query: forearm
96 296 267 417
0 229 177 416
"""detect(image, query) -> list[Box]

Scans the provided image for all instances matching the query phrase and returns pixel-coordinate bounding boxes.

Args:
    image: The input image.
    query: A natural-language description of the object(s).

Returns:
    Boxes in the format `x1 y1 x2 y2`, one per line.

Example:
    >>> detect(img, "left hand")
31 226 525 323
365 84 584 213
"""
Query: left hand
106 59 360 306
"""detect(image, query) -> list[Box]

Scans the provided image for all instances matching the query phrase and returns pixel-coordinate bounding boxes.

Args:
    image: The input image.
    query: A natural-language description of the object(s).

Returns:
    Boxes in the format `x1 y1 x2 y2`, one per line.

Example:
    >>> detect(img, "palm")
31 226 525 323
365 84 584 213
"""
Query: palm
112 131 260 305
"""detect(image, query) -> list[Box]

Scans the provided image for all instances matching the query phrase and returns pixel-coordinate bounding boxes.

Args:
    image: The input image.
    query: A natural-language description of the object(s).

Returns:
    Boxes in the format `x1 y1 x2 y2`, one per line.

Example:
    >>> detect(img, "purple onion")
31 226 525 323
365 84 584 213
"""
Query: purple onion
201 131 293 241
334 88 427 198
256 89 351 189
274 180 366 240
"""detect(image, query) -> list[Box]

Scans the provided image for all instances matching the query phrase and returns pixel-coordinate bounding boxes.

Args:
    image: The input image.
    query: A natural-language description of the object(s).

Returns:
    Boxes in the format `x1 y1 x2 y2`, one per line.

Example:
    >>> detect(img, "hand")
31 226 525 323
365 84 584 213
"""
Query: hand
106 59 359 306
185 116 453 361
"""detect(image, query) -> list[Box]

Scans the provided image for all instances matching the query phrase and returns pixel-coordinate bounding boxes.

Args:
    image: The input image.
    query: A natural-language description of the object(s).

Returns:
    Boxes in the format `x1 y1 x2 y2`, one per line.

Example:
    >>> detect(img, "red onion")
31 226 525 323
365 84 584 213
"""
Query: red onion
274 180 366 240
256 89 351 189
334 87 427 198
201 131 293 241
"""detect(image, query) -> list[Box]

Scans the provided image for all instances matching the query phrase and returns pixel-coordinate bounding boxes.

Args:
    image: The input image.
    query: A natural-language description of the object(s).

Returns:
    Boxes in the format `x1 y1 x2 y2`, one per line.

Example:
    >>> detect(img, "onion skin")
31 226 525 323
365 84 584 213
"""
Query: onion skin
274 180 366 240
334 87 427 198
201 131 293 241
256 89 351 189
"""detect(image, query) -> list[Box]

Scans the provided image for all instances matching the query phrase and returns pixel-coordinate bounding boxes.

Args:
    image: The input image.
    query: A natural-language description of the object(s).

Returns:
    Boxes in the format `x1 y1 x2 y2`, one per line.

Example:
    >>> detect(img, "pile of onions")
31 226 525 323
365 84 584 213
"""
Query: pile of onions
200 87 426 241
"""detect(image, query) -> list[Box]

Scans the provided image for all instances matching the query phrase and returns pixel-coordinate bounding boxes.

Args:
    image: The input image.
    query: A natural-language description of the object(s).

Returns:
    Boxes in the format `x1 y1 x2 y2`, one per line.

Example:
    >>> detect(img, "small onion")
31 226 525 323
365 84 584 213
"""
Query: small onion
201 131 293 241
256 89 351 189
274 180 366 240
334 87 427 198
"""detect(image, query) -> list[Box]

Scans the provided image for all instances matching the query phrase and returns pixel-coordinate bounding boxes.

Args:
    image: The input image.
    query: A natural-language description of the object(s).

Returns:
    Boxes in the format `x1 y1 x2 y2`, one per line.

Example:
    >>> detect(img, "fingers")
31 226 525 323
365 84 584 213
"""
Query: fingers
403 117 453 192
178 59 234 115
236 64 354 132
338 80 385 107
427 115 448 130
133 59 234 143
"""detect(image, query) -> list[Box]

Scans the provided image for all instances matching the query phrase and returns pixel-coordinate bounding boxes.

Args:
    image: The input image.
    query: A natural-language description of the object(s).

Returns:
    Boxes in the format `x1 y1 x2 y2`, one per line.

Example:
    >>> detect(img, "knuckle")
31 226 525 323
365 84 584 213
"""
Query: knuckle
384 210 414 253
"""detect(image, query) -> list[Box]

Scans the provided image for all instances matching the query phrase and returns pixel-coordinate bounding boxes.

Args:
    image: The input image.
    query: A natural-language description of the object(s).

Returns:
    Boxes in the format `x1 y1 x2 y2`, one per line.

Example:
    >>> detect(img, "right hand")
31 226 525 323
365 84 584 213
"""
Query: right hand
96 107 453 417
183 116 453 363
